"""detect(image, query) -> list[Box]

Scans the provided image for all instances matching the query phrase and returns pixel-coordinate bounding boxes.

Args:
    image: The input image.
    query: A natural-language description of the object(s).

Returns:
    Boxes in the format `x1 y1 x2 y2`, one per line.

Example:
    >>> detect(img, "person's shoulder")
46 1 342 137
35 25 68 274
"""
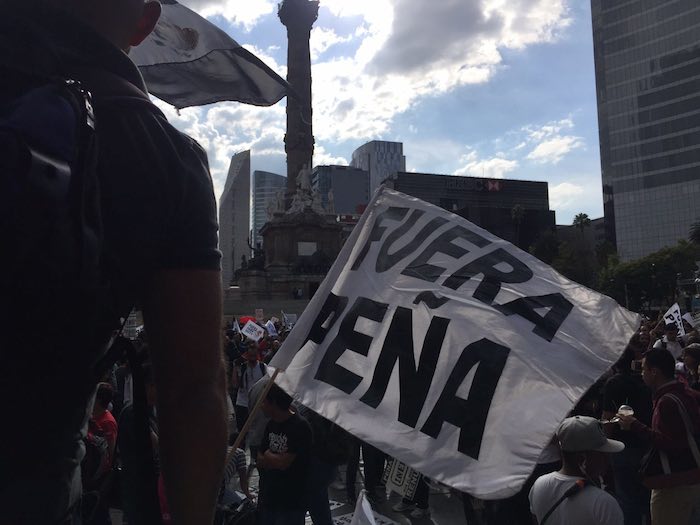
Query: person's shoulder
103 410 118 427
291 411 313 435
588 486 623 524
530 471 558 491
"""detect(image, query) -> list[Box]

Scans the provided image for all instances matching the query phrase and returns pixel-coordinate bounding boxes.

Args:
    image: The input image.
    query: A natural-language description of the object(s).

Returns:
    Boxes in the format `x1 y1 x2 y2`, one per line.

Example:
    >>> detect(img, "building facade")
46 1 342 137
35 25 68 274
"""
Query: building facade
252 170 286 248
386 172 555 249
311 165 370 215
592 0 700 260
219 151 251 287
351 141 406 196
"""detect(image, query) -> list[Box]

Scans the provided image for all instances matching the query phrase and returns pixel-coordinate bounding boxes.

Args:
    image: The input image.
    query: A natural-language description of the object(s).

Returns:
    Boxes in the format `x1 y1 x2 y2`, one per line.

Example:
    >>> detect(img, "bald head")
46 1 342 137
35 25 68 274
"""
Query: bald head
47 0 161 51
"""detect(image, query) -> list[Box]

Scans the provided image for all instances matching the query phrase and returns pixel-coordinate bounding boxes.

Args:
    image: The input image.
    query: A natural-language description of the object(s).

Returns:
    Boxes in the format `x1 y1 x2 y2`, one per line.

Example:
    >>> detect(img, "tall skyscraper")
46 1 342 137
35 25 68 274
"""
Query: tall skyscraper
252 170 286 247
311 165 370 214
351 141 406 196
219 151 251 287
592 1 700 260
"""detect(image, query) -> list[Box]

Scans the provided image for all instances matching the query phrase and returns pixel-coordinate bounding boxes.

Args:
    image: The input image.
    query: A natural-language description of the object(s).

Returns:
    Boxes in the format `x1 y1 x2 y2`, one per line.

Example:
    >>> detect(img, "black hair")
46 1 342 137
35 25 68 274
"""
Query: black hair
95 383 114 407
266 383 293 410
615 344 637 374
643 348 676 379
684 343 700 362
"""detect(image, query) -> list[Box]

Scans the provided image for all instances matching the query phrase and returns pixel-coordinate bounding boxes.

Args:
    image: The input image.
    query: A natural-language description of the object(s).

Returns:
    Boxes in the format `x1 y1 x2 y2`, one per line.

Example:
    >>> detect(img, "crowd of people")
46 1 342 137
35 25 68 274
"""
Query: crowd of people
76 312 700 525
4 2 700 524
214 313 700 525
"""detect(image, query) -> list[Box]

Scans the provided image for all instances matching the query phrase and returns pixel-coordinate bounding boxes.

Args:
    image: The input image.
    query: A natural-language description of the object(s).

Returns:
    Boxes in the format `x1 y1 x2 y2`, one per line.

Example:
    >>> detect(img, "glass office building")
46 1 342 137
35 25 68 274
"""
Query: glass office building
252 170 286 248
592 0 700 260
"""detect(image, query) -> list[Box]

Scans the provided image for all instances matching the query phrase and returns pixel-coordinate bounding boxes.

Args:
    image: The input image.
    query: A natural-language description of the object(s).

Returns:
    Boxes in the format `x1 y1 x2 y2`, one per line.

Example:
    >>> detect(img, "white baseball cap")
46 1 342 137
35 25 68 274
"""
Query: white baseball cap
557 416 625 453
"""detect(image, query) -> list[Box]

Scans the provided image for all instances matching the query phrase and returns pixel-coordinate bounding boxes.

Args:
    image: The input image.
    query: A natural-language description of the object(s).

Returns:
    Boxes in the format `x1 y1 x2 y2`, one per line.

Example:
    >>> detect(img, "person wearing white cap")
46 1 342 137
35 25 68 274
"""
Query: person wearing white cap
529 415 625 525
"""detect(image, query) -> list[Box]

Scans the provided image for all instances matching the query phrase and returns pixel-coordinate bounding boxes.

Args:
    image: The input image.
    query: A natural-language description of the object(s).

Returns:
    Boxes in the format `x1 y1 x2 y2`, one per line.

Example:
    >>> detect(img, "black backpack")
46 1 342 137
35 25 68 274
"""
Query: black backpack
0 73 123 481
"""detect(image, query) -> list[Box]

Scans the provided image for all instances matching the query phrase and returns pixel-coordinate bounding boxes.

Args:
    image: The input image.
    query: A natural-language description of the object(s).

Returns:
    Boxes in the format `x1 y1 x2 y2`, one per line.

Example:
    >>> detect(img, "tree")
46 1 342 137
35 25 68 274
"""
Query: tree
529 231 560 265
573 213 591 233
690 220 700 244
599 240 700 312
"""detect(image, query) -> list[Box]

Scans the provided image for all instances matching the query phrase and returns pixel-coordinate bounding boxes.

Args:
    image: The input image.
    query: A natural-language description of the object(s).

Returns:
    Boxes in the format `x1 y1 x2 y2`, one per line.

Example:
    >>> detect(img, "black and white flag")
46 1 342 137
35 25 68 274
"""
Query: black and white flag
130 0 288 109
271 186 640 499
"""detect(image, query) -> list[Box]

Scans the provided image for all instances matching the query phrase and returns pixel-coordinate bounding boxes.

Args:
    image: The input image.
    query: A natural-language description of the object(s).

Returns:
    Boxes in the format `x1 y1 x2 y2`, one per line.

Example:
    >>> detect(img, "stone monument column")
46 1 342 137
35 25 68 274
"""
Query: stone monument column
278 0 319 207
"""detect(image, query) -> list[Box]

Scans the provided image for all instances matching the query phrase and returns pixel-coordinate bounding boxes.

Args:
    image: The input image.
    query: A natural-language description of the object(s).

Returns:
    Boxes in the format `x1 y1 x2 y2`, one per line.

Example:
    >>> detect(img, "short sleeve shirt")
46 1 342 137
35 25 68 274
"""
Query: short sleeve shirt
529 472 623 525
258 412 312 510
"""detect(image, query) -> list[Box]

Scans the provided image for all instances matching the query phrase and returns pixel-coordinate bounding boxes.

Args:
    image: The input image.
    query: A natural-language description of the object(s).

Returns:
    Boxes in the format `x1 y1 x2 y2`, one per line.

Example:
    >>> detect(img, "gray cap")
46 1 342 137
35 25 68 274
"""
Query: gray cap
557 416 625 453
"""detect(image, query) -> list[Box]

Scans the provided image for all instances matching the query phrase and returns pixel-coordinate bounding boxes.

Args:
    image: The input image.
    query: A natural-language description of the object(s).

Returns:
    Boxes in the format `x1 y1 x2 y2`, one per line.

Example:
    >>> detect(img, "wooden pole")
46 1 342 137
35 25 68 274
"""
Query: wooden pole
225 367 281 466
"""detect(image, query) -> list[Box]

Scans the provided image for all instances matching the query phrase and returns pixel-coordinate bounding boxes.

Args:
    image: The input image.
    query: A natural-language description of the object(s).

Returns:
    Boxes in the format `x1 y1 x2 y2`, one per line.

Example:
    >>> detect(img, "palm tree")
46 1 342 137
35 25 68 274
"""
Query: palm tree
690 220 700 244
573 213 591 234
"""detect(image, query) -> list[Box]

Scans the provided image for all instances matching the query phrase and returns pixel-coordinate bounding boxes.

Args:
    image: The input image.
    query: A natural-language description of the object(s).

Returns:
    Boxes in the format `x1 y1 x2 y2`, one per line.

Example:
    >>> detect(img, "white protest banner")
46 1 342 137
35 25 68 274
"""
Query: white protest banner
241 320 265 342
350 491 377 525
233 319 242 334
271 187 640 499
265 320 278 337
692 312 700 329
282 311 298 328
682 312 699 329
663 303 685 336
382 459 421 499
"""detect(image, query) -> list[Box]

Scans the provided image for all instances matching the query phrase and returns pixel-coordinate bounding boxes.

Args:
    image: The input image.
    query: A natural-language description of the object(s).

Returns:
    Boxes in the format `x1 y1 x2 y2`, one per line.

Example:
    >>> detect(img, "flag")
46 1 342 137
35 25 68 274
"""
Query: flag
233 319 242 334
683 312 700 329
663 303 685 336
282 311 297 328
265 320 278 337
270 187 640 499
241 320 265 342
350 491 377 525
129 0 289 109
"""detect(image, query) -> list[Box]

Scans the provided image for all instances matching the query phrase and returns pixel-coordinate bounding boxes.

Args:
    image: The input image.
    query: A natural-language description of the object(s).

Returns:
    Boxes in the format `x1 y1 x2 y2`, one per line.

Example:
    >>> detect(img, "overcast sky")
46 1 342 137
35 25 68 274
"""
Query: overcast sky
152 0 603 225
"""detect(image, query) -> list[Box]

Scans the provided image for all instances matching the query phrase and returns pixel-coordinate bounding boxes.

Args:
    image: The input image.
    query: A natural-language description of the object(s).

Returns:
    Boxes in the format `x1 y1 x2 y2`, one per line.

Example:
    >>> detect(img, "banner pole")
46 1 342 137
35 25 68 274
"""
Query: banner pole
225 367 281 466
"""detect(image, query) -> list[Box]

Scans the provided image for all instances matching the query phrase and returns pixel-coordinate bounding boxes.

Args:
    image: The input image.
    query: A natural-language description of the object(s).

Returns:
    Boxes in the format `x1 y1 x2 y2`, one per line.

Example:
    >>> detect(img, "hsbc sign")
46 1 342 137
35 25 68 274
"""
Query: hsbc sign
445 178 504 192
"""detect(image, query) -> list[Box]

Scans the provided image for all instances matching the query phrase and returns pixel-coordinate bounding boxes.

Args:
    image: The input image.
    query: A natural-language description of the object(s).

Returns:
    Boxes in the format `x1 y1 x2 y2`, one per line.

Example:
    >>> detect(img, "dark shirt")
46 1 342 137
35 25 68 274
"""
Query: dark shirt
259 412 313 510
602 372 653 449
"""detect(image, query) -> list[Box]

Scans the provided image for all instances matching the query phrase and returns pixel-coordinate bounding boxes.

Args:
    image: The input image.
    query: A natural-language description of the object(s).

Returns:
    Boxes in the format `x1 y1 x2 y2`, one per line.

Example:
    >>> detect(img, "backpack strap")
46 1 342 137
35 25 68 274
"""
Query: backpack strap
539 479 588 525
67 66 165 116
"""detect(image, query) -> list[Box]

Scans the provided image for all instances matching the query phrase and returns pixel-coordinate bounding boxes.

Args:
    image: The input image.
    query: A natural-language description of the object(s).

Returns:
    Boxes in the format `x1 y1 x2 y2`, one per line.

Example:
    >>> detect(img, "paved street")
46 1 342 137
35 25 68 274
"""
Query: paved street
110 463 472 524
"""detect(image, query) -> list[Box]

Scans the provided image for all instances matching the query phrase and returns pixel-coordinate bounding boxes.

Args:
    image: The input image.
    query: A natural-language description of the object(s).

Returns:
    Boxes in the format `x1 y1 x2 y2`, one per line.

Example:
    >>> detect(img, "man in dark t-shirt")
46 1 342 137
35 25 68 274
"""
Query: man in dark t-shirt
257 384 312 525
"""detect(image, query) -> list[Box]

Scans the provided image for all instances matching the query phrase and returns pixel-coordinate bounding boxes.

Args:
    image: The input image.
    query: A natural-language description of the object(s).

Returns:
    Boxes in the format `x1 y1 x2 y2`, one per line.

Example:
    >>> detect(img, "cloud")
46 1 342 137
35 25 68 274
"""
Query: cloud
526 135 584 164
179 0 275 31
310 27 353 60
370 0 570 75
454 150 518 178
549 182 584 210
314 145 349 166
513 117 585 164
309 0 570 143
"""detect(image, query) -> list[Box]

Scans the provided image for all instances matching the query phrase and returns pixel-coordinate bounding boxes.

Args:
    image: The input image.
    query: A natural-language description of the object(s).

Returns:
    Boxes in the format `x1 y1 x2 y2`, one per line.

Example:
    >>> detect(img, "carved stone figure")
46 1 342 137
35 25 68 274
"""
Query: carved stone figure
326 188 335 214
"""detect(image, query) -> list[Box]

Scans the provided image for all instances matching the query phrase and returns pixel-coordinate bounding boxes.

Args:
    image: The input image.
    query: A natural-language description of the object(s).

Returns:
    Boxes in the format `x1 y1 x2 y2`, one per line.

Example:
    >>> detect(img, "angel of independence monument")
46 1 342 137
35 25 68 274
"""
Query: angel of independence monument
228 0 342 313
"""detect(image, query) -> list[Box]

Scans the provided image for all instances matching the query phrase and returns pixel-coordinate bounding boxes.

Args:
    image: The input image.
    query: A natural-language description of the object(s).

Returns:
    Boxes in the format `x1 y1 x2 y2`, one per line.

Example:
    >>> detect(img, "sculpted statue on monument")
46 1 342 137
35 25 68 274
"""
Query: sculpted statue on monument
326 188 335 214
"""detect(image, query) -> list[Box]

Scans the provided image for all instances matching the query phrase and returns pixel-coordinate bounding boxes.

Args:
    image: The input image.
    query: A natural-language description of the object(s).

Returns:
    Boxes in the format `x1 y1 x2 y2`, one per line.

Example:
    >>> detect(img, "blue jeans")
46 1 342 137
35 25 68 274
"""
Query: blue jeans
611 446 650 525
259 508 306 525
